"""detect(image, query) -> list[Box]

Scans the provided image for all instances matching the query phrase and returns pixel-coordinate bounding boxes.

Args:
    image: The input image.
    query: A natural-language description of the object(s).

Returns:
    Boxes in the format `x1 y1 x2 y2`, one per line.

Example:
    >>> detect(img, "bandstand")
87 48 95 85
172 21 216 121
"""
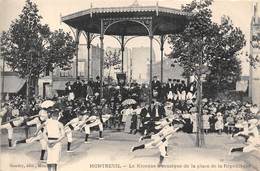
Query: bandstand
61 2 192 104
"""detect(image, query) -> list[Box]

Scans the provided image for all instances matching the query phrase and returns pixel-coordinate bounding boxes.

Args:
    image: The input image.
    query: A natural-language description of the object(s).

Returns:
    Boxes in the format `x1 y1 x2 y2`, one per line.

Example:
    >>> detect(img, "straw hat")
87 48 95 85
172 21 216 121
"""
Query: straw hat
190 107 197 112
216 112 222 116
248 119 258 125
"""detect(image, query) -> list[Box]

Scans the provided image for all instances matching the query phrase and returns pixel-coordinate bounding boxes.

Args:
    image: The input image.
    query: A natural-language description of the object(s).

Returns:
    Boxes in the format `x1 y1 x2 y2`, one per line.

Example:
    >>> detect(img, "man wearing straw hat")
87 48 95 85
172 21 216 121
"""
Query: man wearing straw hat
13 109 49 161
229 119 260 154
0 107 27 148
131 117 184 165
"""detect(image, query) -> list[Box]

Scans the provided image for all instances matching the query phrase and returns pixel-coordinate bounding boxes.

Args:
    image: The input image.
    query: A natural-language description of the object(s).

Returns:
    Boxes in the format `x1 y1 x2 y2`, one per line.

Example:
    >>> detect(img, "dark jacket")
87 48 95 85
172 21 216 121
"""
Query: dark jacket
149 105 166 120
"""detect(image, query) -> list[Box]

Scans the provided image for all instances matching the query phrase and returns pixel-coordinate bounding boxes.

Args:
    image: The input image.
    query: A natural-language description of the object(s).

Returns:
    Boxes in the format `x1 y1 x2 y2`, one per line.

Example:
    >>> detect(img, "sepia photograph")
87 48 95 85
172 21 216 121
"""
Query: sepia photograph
0 0 260 171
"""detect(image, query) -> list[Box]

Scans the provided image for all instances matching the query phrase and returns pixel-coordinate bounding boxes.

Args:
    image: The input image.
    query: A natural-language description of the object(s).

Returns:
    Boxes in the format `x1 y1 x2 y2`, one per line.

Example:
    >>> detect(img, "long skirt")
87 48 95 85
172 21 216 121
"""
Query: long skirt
47 141 61 164
124 115 132 133
183 118 192 133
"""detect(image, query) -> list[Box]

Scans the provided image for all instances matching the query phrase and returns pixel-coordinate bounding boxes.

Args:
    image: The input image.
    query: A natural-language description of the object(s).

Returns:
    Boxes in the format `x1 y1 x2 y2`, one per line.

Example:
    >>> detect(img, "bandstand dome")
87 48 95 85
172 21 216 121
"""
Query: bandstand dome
61 5 192 36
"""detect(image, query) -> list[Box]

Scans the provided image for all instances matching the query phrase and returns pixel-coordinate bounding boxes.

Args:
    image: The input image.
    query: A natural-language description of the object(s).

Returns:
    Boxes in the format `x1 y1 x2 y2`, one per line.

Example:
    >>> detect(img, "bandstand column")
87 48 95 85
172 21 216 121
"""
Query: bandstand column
87 32 91 82
121 35 125 73
100 19 104 100
149 35 153 105
160 35 165 83
75 30 80 78
1 55 5 102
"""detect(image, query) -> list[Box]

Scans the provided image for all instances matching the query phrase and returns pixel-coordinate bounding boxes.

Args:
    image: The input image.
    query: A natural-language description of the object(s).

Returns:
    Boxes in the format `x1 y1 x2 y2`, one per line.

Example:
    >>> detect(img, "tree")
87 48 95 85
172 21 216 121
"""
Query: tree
104 49 122 84
0 0 76 102
168 1 245 87
167 0 246 147
203 16 245 97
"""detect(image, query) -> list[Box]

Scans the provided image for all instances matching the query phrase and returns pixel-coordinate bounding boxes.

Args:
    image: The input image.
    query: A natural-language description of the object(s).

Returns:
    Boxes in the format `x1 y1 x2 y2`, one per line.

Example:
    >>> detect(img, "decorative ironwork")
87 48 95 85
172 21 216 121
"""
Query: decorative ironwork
153 35 167 50
82 32 99 48
61 6 191 22
103 17 153 36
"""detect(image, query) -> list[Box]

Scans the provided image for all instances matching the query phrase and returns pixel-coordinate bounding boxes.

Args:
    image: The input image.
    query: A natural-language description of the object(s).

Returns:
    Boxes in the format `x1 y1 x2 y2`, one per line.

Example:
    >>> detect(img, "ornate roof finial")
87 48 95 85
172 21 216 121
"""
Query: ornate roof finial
130 0 139 7
59 13 62 25
90 1 93 18
254 3 257 16
156 1 159 16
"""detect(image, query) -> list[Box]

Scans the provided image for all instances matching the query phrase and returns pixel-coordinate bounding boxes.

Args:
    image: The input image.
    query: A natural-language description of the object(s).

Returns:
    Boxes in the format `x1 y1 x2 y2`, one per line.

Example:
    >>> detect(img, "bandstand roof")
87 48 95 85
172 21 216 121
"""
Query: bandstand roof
61 5 192 36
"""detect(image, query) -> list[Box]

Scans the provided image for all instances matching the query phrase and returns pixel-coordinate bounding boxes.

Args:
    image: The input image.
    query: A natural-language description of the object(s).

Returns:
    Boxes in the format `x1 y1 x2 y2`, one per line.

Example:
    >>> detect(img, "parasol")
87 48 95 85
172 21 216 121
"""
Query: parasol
122 99 137 106
40 100 55 109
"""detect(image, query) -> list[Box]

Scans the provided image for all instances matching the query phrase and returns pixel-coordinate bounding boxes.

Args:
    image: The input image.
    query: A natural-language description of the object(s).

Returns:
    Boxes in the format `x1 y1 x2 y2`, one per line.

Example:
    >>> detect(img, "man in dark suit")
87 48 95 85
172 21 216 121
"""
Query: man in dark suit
72 77 82 99
65 81 73 96
175 79 181 94
82 80 88 99
188 81 197 94
151 76 161 100
149 99 166 121
180 80 187 93
130 83 140 103
172 79 177 94
88 77 94 89
140 103 151 135
140 103 150 121
165 79 174 92
93 76 101 94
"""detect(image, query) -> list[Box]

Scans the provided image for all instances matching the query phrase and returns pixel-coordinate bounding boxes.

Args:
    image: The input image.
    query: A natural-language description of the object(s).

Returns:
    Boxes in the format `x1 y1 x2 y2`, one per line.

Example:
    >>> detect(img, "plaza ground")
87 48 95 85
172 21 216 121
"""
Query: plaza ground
0 128 259 171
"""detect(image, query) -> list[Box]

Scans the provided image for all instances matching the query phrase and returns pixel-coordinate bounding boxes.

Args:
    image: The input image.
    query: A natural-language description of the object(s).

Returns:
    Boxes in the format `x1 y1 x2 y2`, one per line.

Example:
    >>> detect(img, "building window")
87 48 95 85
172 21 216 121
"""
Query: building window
60 70 72 77
79 61 85 77
45 68 50 76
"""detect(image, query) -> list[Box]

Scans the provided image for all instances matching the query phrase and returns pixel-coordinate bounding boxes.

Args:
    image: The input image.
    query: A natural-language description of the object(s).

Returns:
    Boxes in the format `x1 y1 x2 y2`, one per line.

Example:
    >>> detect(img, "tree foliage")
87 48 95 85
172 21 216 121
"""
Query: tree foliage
104 49 122 82
104 49 122 70
167 0 246 96
0 0 76 82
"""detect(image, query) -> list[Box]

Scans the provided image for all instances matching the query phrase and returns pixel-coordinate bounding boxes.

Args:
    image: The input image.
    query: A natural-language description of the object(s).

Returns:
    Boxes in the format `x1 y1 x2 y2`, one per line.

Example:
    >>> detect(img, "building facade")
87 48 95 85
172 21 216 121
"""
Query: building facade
131 47 156 83
39 44 102 98
249 3 260 106
150 58 185 83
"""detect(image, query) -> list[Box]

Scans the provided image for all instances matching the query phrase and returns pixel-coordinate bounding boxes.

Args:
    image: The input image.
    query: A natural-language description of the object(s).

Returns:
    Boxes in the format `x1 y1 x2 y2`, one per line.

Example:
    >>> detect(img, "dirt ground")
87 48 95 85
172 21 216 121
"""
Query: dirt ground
0 128 259 171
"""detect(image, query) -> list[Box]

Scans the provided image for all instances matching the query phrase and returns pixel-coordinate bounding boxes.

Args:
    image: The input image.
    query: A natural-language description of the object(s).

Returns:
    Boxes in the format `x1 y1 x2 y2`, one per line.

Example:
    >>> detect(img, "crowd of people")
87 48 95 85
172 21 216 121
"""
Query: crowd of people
0 75 260 169
63 75 196 105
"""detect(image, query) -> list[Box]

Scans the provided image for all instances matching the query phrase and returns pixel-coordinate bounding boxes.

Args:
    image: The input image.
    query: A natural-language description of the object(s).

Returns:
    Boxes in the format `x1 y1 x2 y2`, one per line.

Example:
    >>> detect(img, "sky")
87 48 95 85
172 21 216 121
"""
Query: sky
0 0 259 76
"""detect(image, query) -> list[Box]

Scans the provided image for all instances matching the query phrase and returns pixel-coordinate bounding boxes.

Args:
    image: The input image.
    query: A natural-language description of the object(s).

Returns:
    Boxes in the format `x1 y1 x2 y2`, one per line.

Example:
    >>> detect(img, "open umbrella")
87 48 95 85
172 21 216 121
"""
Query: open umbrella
122 99 137 106
40 100 55 109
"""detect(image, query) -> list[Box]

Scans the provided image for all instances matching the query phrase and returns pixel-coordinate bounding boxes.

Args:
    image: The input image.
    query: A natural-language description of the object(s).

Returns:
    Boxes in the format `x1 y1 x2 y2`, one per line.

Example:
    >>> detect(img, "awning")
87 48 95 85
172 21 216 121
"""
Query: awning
236 80 248 92
0 75 26 93
52 80 67 90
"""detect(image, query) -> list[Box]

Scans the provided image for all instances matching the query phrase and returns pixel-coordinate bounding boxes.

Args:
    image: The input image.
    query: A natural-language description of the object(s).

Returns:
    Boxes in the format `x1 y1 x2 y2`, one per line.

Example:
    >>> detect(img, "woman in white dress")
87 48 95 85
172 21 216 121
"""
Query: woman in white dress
36 110 65 171
134 105 142 131
202 110 210 134
190 109 198 133
121 106 127 123
215 112 224 134
124 105 133 133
